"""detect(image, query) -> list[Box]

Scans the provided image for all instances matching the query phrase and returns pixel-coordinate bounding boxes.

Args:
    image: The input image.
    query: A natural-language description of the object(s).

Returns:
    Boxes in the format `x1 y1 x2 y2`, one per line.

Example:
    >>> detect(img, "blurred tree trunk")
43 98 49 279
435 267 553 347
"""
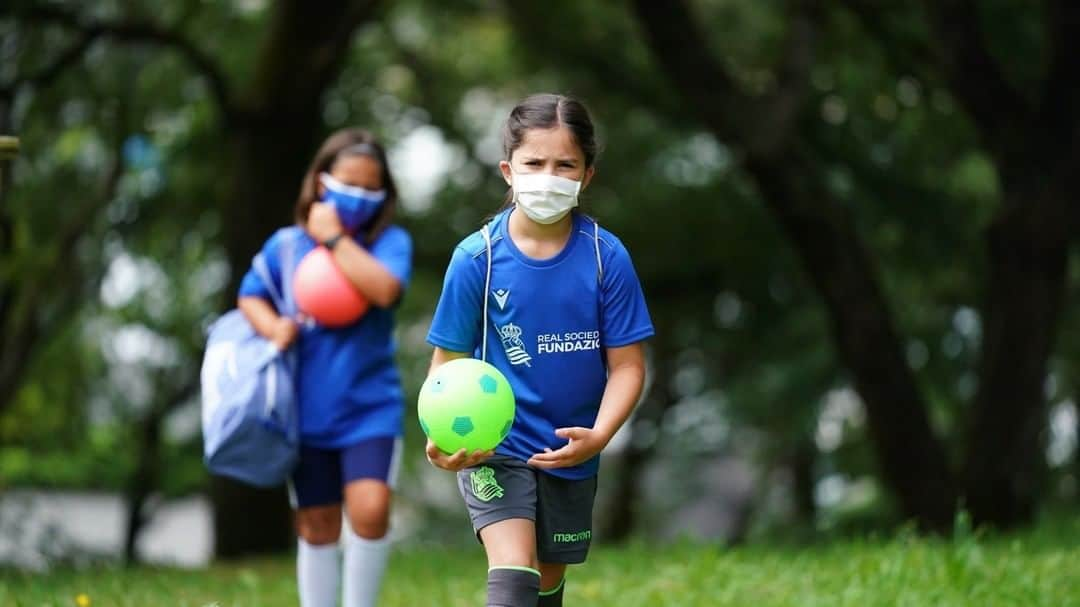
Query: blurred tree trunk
840 0 1080 527
962 181 1070 525
123 404 163 566
220 0 381 295
0 104 15 414
746 150 958 530
1074 408 1080 498
634 0 1079 530
921 0 1077 528
211 0 383 558
0 96 14 302
790 439 818 525
0 103 123 414
631 0 957 530
124 377 198 565
0 18 111 412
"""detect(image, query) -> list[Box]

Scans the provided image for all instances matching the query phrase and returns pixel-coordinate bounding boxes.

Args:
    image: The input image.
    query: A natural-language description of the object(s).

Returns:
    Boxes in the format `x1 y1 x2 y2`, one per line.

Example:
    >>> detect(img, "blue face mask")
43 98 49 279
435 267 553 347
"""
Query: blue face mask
319 172 387 232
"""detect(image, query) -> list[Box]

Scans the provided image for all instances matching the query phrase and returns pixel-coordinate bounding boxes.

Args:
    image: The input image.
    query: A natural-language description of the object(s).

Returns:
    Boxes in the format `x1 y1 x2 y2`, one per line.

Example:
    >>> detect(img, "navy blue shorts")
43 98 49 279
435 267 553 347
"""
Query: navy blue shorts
289 436 402 509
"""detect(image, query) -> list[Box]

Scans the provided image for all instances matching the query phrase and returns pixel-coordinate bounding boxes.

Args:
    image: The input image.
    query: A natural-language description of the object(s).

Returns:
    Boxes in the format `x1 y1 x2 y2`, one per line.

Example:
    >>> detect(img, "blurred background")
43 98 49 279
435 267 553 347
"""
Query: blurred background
0 0 1077 571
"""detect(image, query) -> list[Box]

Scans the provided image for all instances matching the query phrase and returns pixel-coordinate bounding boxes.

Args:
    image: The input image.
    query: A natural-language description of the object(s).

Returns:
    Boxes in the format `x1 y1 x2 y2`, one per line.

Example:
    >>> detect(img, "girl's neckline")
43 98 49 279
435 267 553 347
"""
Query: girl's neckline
499 208 580 268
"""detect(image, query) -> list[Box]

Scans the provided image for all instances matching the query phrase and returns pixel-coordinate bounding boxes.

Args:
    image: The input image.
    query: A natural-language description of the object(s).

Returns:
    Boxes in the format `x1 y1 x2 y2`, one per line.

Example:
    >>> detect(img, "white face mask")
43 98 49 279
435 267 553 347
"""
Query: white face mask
511 171 582 224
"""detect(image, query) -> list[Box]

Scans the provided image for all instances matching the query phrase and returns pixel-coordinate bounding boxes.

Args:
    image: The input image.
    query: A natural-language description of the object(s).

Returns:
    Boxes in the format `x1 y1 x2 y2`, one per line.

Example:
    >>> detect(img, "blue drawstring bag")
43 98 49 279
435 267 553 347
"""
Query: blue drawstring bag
200 231 300 487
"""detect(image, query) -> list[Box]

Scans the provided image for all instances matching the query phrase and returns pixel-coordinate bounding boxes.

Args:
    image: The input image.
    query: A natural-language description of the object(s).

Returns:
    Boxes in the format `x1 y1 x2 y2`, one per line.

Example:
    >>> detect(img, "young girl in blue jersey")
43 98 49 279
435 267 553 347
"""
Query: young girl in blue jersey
426 94 654 607
237 129 412 607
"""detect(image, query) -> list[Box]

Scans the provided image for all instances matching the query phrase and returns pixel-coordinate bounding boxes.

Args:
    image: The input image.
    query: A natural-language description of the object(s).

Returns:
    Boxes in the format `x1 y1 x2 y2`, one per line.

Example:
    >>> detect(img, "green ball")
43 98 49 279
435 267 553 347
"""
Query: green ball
418 358 515 453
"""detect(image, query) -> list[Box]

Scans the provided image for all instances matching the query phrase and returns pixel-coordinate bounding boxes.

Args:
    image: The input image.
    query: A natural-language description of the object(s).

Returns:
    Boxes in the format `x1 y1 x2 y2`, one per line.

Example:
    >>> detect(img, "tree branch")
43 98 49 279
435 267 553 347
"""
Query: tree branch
0 97 126 412
921 0 1032 144
14 4 234 118
837 0 937 83
1041 0 1080 147
497 1 685 119
241 0 381 117
752 0 823 157
629 0 746 141
630 0 822 158
1 30 99 94
842 0 1034 151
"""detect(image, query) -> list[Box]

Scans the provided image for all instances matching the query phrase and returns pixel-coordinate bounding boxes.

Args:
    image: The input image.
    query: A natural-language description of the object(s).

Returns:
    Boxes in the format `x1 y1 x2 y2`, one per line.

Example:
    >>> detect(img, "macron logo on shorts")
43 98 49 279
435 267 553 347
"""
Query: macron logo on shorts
553 530 592 543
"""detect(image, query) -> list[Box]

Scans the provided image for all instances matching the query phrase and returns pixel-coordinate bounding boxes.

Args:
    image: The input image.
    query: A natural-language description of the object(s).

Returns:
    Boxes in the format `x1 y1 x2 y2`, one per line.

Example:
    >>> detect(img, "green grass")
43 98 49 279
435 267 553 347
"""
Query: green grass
2 517 1079 607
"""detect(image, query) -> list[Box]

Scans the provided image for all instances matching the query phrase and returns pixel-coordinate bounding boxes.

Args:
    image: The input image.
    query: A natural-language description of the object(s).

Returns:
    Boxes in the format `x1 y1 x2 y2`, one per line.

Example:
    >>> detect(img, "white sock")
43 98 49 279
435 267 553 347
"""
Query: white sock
297 539 341 607
342 525 391 607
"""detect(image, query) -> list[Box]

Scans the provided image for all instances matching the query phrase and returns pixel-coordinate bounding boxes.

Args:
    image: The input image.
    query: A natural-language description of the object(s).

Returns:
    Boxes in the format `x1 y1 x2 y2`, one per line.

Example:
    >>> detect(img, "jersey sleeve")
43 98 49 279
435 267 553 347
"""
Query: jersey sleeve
426 245 484 353
600 239 655 348
237 230 288 310
369 225 413 289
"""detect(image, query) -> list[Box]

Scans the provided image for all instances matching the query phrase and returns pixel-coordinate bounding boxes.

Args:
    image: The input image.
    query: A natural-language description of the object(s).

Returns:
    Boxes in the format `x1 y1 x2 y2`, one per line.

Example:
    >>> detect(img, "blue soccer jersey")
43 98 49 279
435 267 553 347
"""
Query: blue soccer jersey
427 209 654 479
238 225 413 449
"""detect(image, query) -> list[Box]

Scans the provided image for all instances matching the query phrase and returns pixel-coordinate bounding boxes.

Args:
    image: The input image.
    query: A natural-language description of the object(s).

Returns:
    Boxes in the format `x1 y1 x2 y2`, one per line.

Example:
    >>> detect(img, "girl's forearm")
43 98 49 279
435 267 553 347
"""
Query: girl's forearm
429 347 470 374
331 238 401 307
592 359 646 443
238 296 283 339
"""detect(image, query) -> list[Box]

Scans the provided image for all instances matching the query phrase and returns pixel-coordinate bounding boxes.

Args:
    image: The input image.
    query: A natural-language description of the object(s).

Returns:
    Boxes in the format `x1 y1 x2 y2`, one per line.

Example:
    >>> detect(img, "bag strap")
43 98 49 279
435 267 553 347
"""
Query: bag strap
253 253 286 313
481 222 493 362
590 216 604 283
280 228 298 315
251 227 301 315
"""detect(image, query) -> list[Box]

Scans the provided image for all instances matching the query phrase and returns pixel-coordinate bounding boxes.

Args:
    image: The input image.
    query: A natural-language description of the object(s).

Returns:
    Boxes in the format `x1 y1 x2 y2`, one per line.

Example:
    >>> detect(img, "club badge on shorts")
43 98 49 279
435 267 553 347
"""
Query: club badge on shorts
470 466 505 502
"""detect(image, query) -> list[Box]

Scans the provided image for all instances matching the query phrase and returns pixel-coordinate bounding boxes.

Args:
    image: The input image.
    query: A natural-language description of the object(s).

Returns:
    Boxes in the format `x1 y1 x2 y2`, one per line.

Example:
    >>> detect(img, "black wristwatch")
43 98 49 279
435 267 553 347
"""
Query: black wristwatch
322 233 345 250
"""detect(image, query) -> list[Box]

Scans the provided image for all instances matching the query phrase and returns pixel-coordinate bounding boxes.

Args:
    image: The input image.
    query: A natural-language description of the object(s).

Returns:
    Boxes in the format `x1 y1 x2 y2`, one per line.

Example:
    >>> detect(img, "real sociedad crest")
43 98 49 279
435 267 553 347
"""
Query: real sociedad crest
498 323 532 367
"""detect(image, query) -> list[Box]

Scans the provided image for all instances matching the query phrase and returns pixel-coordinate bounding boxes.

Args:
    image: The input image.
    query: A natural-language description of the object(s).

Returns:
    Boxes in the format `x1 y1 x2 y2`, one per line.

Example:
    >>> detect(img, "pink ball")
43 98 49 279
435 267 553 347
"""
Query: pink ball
293 247 369 327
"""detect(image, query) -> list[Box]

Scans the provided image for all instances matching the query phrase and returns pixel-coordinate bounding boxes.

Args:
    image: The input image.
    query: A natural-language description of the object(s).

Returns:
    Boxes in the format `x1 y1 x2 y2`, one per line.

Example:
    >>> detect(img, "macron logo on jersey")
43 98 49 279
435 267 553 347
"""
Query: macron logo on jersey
492 288 510 310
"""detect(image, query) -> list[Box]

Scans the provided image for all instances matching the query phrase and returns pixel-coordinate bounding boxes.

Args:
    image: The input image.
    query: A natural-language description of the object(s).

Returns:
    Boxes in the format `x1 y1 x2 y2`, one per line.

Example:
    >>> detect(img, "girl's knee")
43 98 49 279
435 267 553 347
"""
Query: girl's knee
486 546 539 570
492 555 539 571
345 510 389 539
344 480 392 539
539 563 567 590
480 518 539 569
345 499 390 539
296 506 342 545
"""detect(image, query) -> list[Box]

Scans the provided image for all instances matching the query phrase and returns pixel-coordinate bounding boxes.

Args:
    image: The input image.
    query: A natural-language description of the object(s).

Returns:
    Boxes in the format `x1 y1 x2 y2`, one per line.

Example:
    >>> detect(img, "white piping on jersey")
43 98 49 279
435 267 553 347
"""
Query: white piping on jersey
472 234 503 259
581 221 605 281
479 216 604 362
481 224 493 361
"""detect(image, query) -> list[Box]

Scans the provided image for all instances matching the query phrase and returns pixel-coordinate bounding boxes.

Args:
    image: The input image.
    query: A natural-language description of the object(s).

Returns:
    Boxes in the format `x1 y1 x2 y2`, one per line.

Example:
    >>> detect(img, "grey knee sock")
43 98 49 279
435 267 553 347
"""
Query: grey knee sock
487 566 540 607
538 577 565 607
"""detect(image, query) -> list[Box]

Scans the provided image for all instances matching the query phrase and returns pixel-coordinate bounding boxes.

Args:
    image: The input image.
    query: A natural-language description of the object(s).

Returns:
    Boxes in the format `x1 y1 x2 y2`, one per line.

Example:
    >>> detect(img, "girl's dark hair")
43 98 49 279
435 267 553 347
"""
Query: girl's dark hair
497 94 598 212
502 93 598 167
294 128 397 245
